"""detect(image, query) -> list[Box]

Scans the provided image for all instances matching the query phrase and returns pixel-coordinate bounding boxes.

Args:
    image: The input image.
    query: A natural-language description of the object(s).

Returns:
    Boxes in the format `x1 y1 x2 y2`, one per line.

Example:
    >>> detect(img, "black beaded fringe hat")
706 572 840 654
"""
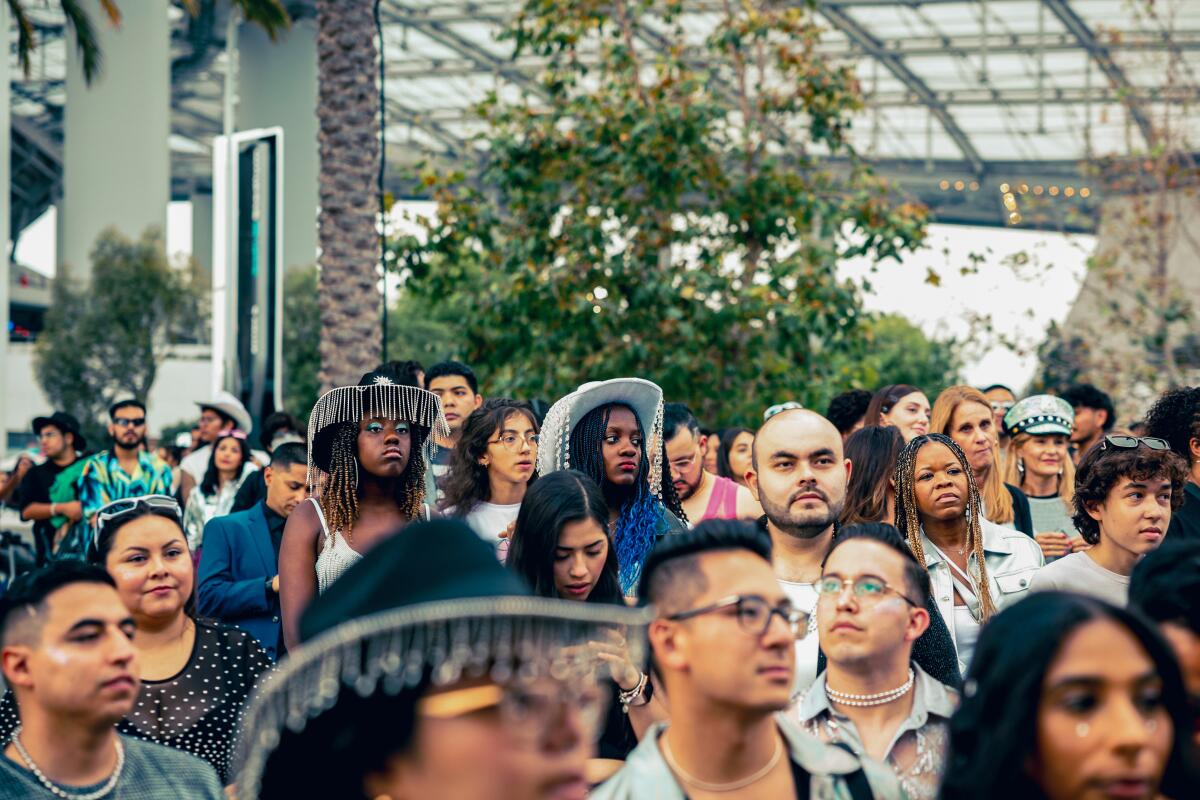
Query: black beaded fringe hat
234 520 650 799
307 366 451 490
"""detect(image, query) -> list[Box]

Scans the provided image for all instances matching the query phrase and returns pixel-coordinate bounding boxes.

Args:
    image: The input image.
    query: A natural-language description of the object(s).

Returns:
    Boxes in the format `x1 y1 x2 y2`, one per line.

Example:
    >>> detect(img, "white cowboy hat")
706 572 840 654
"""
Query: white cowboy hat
537 378 665 479
197 390 253 434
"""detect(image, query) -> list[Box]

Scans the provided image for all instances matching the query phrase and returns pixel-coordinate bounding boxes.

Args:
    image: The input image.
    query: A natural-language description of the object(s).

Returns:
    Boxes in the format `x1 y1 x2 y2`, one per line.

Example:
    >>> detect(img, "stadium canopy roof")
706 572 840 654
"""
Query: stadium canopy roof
9 0 1200 239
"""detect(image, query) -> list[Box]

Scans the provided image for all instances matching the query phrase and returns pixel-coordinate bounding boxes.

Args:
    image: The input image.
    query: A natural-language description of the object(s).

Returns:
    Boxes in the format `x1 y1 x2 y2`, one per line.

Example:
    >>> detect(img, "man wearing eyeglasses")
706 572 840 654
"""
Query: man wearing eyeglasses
663 403 761 523
792 524 957 800
594 520 902 799
76 400 173 534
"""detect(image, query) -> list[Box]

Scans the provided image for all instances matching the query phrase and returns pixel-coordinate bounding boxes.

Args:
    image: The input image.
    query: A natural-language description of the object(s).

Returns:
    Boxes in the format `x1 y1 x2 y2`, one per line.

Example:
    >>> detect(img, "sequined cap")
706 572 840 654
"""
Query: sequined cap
1003 394 1074 437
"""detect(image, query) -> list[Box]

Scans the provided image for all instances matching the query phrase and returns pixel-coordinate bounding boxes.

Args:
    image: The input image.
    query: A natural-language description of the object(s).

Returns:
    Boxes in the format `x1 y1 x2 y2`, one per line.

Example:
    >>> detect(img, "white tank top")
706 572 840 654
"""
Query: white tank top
310 497 363 594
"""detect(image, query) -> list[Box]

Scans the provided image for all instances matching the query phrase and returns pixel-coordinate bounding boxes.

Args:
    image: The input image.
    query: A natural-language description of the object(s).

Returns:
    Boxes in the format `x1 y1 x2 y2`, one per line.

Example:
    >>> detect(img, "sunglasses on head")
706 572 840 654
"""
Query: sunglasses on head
1100 435 1171 452
217 430 248 441
94 495 182 551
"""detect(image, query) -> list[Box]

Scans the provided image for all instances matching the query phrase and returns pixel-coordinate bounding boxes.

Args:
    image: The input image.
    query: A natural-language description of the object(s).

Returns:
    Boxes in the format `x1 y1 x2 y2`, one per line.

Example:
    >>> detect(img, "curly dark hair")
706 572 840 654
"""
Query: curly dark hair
1071 442 1188 544
439 399 539 516
826 389 873 435
1143 386 1200 466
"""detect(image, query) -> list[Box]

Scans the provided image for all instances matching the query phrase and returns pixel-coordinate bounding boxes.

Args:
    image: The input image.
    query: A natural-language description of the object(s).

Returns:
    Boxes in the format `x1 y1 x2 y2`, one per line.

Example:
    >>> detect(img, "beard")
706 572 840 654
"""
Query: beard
760 484 844 539
111 432 145 452
674 469 703 500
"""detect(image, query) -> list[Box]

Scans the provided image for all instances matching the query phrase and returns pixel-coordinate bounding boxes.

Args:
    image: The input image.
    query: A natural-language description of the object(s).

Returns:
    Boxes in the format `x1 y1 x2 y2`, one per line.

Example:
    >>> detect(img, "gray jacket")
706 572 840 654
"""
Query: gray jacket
591 715 905 799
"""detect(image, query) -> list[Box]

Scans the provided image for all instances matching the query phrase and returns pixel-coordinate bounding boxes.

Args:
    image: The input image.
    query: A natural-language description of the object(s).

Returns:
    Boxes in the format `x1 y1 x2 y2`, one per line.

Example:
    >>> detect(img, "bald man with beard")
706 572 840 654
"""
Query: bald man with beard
746 410 851 691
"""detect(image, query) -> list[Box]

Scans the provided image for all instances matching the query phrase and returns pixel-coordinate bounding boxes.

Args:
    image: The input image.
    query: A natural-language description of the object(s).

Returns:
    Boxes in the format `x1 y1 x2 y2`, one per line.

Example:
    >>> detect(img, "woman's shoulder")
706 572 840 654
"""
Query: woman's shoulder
195 620 273 670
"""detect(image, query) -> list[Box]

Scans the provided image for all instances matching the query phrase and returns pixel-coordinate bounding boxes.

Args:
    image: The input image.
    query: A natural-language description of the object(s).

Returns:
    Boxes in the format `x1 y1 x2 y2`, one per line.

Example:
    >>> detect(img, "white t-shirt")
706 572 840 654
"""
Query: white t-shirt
464 501 522 545
1029 550 1130 606
778 578 820 694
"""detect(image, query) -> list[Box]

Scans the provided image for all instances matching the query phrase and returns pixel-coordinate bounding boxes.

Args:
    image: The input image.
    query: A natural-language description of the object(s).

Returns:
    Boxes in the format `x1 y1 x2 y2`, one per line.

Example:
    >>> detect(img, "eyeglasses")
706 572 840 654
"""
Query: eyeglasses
94 495 182 549
990 401 1014 413
1100 435 1171 452
488 432 540 451
816 575 919 607
113 418 146 428
418 677 607 745
667 594 810 639
669 453 697 473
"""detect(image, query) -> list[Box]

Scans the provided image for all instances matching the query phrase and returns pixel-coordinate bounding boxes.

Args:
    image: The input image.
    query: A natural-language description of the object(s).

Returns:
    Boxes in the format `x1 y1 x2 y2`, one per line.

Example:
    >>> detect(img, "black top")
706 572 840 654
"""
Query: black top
264 503 287 556
1167 481 1200 543
16 459 72 564
0 620 271 785
1004 483 1035 537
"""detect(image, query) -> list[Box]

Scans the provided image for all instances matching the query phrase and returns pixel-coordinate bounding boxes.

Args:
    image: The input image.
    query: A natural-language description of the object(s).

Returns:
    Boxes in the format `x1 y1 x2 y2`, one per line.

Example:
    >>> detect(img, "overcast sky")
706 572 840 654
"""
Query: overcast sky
15 205 1092 394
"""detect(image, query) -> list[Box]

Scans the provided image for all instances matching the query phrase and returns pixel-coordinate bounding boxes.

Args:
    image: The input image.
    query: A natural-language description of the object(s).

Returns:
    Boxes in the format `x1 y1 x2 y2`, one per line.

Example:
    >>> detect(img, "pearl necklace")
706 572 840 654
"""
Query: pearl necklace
826 668 915 707
10 726 124 800
661 733 783 792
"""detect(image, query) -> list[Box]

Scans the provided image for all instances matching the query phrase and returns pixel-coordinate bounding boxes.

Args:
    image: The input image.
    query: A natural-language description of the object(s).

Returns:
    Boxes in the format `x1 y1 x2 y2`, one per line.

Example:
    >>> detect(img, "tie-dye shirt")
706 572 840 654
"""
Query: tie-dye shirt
77 450 174 521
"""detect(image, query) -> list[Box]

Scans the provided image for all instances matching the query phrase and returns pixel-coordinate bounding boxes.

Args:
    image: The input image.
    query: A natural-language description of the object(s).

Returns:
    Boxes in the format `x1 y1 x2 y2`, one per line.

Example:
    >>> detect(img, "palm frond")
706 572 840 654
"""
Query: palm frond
6 0 37 77
59 0 108 84
230 0 290 40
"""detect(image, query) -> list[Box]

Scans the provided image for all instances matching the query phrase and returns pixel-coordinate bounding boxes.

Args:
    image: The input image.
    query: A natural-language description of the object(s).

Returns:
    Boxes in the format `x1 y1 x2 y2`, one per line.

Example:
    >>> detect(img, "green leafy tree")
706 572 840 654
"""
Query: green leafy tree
33 228 205 442
853 314 962 402
398 0 927 426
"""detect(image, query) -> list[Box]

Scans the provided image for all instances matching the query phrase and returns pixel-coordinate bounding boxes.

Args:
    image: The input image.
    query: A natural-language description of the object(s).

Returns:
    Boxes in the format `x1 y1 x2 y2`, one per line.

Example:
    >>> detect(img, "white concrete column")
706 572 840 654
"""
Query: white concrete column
57 2 170 284
1 2 11 451
191 192 214 283
237 18 319 272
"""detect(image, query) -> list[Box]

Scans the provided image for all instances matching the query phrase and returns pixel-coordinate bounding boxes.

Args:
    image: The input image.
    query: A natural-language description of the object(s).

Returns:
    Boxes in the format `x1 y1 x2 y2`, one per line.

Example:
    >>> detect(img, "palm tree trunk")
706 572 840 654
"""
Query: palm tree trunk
316 0 381 390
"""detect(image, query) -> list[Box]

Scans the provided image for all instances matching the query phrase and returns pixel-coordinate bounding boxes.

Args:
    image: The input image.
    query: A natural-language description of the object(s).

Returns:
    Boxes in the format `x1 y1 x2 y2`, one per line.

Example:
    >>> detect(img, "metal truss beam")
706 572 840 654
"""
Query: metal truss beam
818 5 984 174
1039 0 1156 146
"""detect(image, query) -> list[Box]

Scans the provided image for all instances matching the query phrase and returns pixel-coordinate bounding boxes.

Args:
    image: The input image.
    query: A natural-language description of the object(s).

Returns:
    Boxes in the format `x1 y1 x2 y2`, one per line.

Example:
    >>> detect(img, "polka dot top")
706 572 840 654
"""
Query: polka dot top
0 620 272 785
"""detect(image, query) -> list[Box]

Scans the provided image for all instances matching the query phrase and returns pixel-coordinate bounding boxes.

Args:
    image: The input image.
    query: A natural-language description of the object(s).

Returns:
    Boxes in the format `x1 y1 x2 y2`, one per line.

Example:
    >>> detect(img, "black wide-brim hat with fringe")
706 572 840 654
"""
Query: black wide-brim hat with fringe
307 367 450 478
234 519 651 800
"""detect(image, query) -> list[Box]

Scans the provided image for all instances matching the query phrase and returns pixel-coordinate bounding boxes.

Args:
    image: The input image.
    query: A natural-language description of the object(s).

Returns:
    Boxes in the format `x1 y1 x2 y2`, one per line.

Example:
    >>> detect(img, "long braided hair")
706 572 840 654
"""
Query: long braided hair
320 421 429 543
568 403 687 592
894 432 997 621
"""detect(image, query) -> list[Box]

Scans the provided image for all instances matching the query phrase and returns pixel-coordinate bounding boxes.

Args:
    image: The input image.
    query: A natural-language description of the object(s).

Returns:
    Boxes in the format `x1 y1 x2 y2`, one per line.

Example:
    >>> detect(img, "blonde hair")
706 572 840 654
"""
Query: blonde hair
931 385 1014 526
894 433 997 621
1004 433 1075 511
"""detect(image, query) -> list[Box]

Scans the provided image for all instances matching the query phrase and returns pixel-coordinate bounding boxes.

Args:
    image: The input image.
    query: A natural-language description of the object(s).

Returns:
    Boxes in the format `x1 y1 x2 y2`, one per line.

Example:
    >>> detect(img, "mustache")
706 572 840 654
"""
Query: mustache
789 484 829 505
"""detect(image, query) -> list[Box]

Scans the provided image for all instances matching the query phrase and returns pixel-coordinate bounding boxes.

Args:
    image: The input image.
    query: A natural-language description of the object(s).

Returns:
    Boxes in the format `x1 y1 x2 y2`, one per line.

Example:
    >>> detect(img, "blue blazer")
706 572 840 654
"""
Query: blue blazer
197 503 282 659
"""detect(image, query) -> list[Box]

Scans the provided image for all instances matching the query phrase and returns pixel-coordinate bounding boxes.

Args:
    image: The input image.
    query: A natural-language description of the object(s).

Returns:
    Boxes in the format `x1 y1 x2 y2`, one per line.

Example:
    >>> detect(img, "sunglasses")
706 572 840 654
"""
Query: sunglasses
764 401 804 421
94 495 182 550
113 418 146 428
1100 435 1171 452
217 430 248 441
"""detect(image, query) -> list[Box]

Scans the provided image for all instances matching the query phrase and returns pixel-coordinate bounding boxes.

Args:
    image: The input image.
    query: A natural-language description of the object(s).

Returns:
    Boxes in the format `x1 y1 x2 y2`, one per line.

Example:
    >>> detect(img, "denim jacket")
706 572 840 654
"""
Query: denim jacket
591 715 905 799
921 517 1044 673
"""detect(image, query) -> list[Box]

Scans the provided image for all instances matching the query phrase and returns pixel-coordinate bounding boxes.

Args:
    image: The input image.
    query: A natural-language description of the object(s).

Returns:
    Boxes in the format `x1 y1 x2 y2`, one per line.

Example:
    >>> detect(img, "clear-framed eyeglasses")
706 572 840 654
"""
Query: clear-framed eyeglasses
816 575 919 607
488 432 541 452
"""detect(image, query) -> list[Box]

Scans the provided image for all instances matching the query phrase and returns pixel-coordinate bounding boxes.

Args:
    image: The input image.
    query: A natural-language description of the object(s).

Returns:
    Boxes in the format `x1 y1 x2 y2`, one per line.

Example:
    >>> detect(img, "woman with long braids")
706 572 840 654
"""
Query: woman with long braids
539 379 686 595
893 433 1043 674
278 366 449 650
440 398 540 550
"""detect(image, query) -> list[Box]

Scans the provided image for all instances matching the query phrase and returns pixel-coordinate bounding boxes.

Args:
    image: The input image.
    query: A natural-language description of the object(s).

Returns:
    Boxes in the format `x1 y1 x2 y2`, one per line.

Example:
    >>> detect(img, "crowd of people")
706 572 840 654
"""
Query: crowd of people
0 361 1198 799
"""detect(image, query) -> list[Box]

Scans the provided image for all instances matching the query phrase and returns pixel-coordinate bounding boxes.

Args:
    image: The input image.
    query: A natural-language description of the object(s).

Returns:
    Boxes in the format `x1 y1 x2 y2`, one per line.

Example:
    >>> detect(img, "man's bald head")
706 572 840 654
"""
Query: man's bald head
752 409 844 471
748 409 850 540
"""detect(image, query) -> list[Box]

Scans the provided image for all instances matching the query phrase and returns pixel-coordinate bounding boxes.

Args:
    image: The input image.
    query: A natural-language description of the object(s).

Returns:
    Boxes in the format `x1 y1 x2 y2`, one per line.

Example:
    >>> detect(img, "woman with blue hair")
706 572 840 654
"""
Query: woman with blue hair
538 379 687 595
